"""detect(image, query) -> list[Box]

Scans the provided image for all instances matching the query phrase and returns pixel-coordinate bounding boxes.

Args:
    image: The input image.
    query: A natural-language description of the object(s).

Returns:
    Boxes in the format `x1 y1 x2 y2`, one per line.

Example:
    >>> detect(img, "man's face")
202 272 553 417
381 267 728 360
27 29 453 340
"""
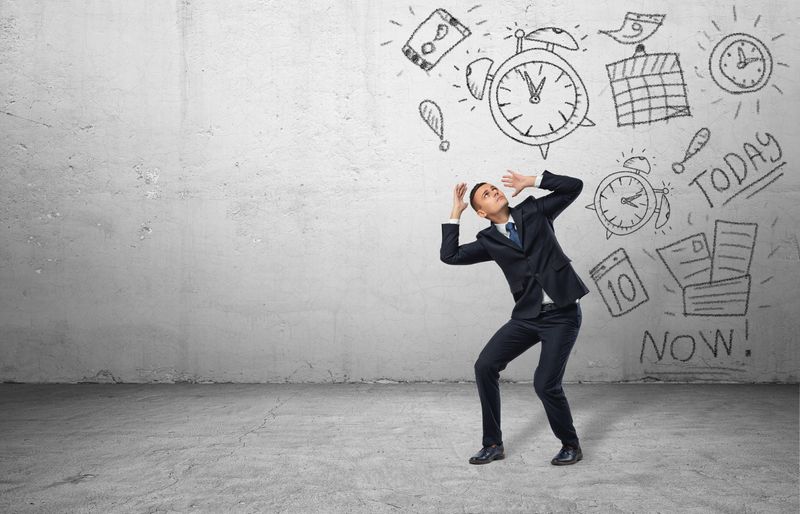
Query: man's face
473 183 508 218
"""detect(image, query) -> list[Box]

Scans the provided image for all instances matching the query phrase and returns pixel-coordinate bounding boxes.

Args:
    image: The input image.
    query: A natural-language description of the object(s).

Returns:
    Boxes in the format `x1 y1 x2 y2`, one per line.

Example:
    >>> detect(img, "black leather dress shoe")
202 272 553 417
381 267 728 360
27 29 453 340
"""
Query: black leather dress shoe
469 444 505 465
550 445 582 465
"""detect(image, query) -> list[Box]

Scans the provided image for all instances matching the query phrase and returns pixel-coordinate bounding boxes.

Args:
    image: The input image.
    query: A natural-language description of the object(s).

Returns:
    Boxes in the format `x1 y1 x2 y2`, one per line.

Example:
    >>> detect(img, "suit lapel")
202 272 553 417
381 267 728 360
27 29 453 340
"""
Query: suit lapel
481 211 525 252
482 226 519 251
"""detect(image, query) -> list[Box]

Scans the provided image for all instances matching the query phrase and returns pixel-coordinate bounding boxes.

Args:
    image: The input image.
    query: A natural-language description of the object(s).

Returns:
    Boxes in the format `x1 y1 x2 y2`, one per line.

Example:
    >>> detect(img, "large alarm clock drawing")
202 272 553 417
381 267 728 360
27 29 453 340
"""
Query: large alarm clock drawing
466 27 594 159
586 156 671 239
709 33 773 94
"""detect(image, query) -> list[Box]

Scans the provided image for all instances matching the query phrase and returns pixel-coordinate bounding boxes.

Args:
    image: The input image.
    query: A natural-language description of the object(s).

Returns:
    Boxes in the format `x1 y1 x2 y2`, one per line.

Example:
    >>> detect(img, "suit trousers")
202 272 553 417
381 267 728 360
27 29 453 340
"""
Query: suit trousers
474 302 582 448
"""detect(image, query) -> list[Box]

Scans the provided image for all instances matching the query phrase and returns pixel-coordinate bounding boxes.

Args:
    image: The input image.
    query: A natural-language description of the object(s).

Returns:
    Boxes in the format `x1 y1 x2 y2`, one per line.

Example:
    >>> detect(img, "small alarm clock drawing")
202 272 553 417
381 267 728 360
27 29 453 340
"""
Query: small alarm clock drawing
586 157 671 239
709 33 773 94
465 27 594 159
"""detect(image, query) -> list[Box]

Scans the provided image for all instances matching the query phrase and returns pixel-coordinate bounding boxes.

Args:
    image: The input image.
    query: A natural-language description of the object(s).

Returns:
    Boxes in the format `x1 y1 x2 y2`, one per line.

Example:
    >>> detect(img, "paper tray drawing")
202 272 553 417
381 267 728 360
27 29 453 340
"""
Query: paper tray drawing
682 275 751 316
657 220 757 317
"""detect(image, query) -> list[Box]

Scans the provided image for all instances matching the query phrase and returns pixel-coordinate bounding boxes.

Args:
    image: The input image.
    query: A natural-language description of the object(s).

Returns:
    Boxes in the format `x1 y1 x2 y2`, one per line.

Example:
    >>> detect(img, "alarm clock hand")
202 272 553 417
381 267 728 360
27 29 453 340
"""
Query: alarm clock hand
532 76 546 101
736 47 762 69
737 47 746 67
522 71 546 104
620 191 644 207
521 70 537 98
738 56 762 68
620 198 643 208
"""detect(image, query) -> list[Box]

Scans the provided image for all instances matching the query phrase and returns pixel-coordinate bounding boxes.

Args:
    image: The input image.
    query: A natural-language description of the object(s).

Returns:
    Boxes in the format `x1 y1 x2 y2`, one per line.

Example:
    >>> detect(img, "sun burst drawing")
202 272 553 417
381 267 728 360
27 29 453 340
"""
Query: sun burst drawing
696 5 788 119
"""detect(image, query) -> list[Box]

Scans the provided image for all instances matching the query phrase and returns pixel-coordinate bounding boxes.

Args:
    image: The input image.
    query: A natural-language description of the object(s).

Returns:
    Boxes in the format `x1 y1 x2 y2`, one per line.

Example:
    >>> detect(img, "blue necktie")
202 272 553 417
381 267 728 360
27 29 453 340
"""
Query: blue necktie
506 222 522 248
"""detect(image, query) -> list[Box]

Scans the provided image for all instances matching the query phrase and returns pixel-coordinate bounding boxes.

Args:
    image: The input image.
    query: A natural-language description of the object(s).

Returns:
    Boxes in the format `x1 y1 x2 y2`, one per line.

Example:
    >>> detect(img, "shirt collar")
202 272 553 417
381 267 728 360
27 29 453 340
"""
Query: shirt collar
493 219 513 235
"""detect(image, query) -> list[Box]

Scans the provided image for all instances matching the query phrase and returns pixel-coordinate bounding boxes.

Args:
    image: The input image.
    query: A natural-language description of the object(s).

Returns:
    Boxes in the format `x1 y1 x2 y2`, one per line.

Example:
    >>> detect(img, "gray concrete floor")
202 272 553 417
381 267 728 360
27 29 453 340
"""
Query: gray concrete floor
0 384 797 513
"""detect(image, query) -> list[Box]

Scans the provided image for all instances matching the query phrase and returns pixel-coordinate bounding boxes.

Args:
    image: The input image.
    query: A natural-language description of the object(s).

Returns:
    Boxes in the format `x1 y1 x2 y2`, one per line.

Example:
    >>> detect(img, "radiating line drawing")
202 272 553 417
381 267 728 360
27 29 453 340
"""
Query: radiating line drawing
2 110 53 128
452 48 486 112
383 5 484 78
657 220 758 317
709 33 772 94
606 44 691 127
701 9 789 119
672 128 711 174
599 12 665 44
466 57 492 100
418 99 450 151
465 26 594 159
590 248 649 317
586 156 671 238
767 231 800 261
403 9 471 71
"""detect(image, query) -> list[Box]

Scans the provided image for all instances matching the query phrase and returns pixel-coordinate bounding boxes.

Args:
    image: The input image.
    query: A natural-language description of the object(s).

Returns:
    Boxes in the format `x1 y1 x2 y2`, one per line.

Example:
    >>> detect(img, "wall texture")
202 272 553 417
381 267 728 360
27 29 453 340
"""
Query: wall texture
1 0 798 383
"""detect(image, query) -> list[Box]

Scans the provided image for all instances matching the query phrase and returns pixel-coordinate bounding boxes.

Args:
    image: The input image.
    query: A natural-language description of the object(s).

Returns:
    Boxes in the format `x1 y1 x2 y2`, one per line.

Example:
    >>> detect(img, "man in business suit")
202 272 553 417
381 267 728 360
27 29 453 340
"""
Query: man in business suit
440 169 589 466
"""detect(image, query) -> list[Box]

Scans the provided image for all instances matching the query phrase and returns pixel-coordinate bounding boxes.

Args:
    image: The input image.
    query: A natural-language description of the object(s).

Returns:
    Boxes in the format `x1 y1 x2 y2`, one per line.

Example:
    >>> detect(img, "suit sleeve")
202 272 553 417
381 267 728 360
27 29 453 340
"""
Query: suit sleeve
440 223 491 265
534 169 584 220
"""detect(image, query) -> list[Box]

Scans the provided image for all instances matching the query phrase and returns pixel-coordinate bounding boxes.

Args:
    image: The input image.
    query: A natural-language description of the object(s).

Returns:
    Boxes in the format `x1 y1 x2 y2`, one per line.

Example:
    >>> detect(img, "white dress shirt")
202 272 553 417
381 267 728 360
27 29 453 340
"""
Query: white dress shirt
447 175 558 304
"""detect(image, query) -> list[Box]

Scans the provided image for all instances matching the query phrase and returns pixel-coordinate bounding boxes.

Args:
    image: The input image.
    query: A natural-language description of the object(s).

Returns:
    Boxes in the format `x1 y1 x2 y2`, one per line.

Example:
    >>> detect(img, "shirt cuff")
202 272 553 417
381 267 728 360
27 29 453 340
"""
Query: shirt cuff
447 218 460 224
534 174 543 188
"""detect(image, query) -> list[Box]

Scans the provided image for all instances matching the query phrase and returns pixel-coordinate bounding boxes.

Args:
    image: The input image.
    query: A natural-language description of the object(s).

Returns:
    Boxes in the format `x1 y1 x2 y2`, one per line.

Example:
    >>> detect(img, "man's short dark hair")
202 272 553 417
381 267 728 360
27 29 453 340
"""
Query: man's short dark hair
469 182 487 211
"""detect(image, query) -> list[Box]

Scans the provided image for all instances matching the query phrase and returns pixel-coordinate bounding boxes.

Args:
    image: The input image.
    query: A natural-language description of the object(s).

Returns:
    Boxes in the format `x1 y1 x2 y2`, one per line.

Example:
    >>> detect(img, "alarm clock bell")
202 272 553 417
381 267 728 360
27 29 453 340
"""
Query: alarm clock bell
464 26 593 159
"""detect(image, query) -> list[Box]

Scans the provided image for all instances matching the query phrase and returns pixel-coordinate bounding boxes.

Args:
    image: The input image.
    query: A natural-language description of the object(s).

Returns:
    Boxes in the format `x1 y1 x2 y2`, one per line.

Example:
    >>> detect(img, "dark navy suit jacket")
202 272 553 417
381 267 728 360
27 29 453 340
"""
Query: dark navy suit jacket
440 170 590 319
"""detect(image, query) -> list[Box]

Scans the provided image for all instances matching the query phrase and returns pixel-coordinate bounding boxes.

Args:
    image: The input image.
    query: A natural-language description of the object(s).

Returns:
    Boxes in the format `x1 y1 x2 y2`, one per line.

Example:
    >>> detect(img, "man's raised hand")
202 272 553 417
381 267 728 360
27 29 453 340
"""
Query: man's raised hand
502 170 536 197
451 182 468 218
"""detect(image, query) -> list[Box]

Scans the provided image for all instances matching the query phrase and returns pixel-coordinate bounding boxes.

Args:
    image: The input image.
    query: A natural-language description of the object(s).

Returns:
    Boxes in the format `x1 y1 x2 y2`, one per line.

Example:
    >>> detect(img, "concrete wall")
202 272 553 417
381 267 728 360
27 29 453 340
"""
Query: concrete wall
1 0 798 383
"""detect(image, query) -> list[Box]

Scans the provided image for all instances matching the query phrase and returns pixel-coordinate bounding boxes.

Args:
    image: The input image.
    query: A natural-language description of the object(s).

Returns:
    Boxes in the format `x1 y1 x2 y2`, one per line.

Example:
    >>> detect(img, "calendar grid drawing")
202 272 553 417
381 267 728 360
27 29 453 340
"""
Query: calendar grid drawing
606 44 691 127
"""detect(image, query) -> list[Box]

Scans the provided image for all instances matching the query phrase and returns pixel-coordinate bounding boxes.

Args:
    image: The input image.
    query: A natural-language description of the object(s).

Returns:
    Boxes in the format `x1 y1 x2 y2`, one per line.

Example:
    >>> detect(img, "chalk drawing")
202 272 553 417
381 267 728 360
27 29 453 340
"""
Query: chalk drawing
657 220 757 317
586 156 671 238
465 26 594 159
639 327 746 369
701 8 789 119
2 110 53 128
466 57 492 100
590 248 649 317
606 44 691 127
672 128 711 174
709 33 772 94
402 9 471 71
599 12 665 44
766 218 800 262
418 99 450 151
687 132 785 208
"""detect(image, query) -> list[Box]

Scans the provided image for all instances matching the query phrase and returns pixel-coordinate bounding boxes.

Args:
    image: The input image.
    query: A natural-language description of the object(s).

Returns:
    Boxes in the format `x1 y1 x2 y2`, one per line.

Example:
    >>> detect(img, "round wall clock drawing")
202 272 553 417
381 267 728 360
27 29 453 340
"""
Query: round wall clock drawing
709 33 773 94
466 27 594 159
586 157 671 239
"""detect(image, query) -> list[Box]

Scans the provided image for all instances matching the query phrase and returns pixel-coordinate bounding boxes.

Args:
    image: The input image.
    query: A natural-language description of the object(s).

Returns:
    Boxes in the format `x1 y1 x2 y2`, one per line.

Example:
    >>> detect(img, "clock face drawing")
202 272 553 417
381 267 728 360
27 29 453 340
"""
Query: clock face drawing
586 157 671 239
466 27 594 159
492 51 587 145
593 172 657 236
709 33 773 94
